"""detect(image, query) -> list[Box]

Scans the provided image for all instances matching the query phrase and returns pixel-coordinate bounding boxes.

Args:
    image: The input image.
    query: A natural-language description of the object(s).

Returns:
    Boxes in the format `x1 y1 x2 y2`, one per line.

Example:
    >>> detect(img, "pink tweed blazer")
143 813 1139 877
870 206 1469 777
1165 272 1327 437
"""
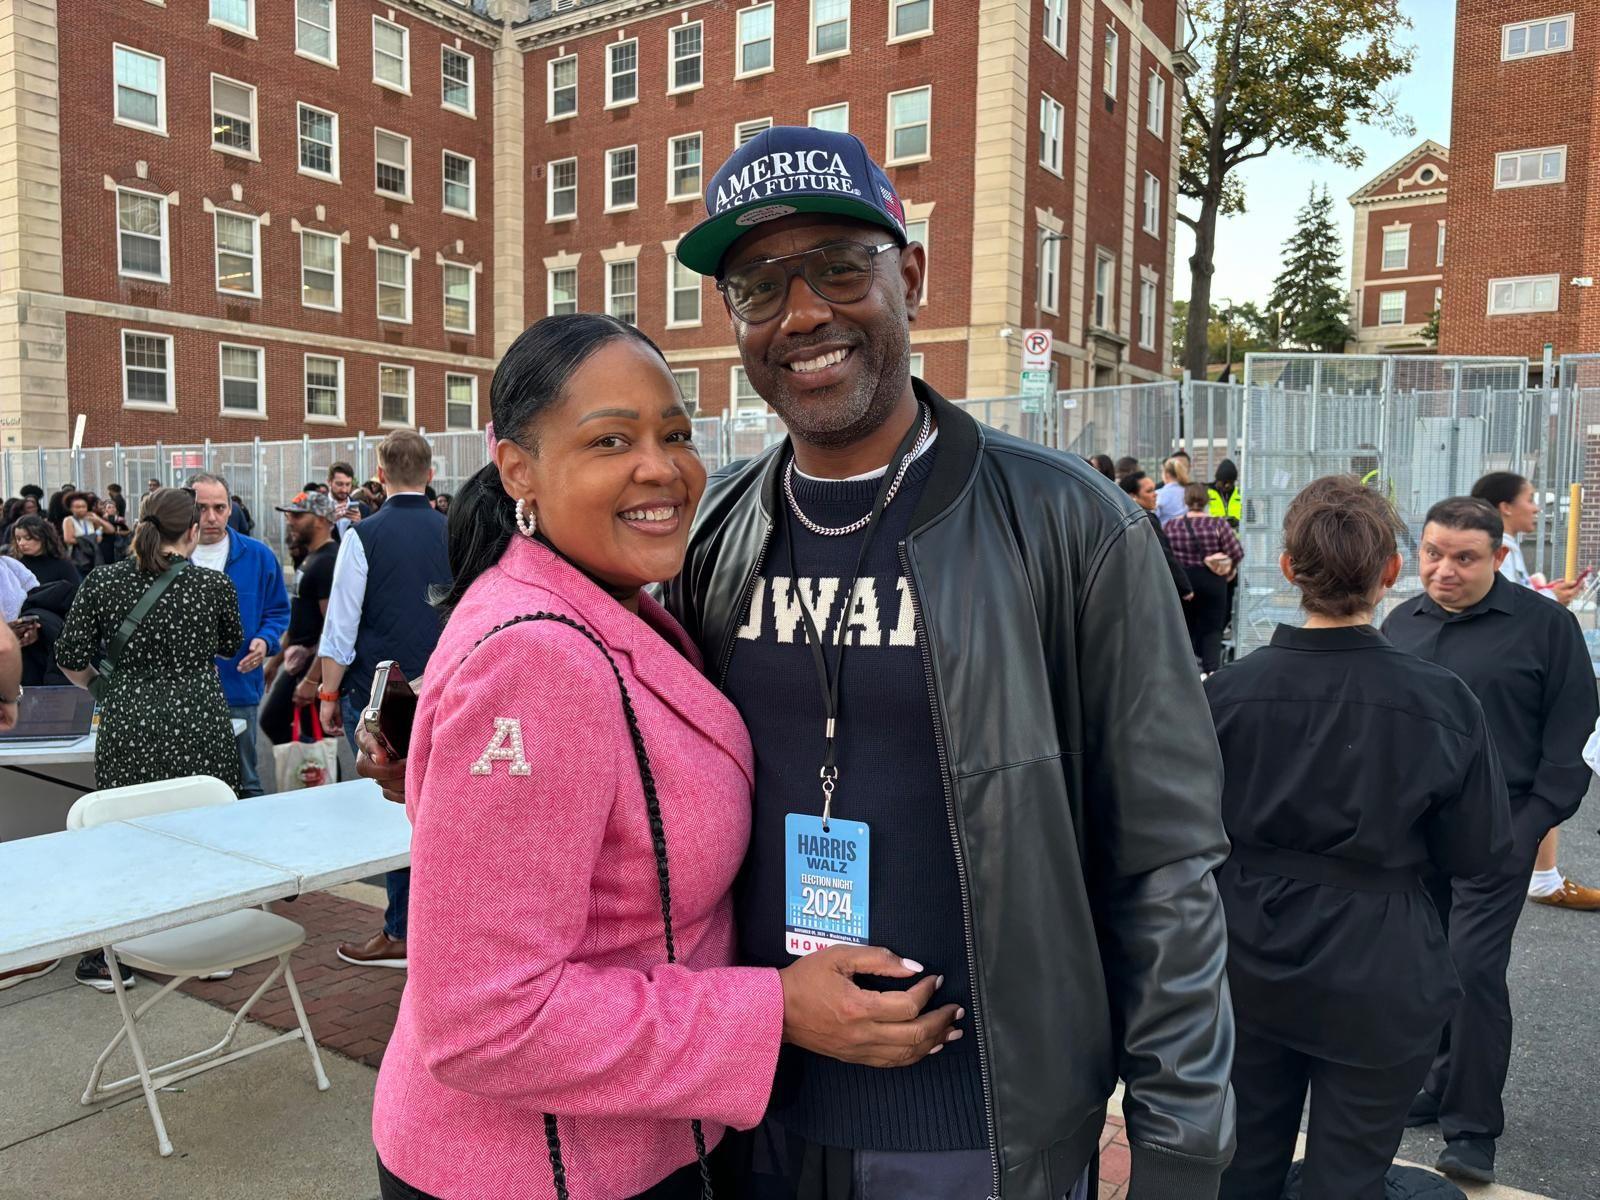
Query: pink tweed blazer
372 536 783 1199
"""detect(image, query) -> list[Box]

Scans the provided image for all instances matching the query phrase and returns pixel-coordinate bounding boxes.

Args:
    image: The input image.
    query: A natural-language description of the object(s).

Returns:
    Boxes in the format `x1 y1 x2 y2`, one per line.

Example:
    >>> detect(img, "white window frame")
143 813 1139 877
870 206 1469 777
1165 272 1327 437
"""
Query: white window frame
1039 92 1064 176
1502 14 1573 61
1378 290 1406 326
115 186 169 283
730 366 765 415
1494 145 1567 189
607 37 639 108
669 21 704 94
606 258 639 325
209 0 255 38
903 215 928 302
667 252 701 328
218 342 265 417
1488 275 1560 315
810 0 851 61
547 157 577 222
372 16 410 93
379 363 415 427
1436 221 1445 267
1038 230 1061 315
375 247 413 324
1381 227 1409 271
299 228 342 312
442 150 476 217
374 127 412 201
1142 172 1160 235
908 352 925 379
441 45 475 116
1139 279 1157 350
548 54 577 120
444 372 478 431
667 133 703 203
548 266 578 315
1146 69 1166 137
735 117 773 146
1094 250 1115 328
1042 0 1067 54
888 0 933 43
736 3 776 80
210 74 258 159
295 0 337 66
886 85 932 166
442 261 476 334
304 353 344 424
809 102 849 132
113 44 167 135
1103 26 1120 98
213 210 261 299
121 330 175 411
606 145 639 213
671 368 699 415
297 102 340 181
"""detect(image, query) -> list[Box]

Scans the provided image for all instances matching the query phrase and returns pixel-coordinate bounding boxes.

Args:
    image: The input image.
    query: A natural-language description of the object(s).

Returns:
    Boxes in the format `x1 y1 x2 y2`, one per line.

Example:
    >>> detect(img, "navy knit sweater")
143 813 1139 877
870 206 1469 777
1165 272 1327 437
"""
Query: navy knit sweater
723 443 986 1151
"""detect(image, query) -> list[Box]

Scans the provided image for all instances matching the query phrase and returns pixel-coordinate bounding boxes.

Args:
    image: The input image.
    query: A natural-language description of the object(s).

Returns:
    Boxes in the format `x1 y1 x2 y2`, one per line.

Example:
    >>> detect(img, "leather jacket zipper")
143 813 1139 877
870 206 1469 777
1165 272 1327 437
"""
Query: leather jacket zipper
900 542 1002 1200
716 518 774 689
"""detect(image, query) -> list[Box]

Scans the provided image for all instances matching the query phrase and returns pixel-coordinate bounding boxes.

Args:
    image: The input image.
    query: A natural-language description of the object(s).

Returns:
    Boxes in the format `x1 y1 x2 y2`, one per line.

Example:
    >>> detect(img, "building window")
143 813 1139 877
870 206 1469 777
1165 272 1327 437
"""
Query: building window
548 266 578 315
113 45 165 132
443 262 474 332
812 0 850 58
903 215 928 301
1142 172 1160 235
1039 230 1061 314
210 75 256 155
376 248 412 322
809 102 849 132
1043 0 1066 52
372 17 409 91
219 344 264 415
737 4 775 77
374 129 411 199
548 157 577 220
214 211 260 297
1488 275 1559 315
380 364 414 426
1436 221 1445 267
210 0 254 35
1103 27 1120 98
606 146 638 211
671 368 699 415
1378 291 1405 325
116 188 168 282
296 0 336 64
607 259 638 324
668 253 700 326
1381 227 1408 271
887 86 931 163
443 151 475 216
439 47 474 116
549 55 577 119
297 103 338 178
1495 146 1566 188
304 354 343 420
608 39 639 106
668 134 703 202
735 117 772 146
1039 93 1064 174
1146 70 1166 137
1139 279 1157 349
1434 285 1442 313
890 0 932 40
300 229 341 310
122 331 174 409
671 22 704 92
908 352 925 378
1094 251 1115 328
731 366 764 414
445 373 477 430
1502 15 1572 61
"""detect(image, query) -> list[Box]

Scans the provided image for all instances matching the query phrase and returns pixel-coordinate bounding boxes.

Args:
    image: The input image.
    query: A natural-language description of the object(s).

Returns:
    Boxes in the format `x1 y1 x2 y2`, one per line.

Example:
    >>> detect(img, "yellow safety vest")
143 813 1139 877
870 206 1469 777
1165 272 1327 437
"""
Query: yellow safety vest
1207 486 1241 522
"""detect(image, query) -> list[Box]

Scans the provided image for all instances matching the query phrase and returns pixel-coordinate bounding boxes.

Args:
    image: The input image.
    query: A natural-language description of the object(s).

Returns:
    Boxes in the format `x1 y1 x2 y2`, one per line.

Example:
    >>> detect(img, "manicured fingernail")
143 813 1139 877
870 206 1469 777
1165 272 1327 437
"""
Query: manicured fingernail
955 1007 966 1021
901 958 924 972
946 1029 965 1042
935 975 945 989
930 1044 944 1055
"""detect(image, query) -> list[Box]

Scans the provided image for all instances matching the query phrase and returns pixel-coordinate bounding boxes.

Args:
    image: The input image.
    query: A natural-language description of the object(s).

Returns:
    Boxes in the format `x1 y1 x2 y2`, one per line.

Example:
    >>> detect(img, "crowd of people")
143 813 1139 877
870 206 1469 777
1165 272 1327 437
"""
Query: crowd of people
0 126 1594 1200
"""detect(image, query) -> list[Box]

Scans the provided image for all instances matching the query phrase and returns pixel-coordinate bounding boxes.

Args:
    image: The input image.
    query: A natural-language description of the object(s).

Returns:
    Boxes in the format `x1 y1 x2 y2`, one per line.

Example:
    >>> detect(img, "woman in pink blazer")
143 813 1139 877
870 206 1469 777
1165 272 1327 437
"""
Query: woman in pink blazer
371 316 958 1200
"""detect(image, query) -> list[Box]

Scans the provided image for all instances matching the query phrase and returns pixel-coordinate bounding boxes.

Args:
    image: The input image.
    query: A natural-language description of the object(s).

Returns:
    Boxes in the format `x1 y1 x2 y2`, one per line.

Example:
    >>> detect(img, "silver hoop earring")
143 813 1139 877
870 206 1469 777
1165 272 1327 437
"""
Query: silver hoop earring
515 498 538 538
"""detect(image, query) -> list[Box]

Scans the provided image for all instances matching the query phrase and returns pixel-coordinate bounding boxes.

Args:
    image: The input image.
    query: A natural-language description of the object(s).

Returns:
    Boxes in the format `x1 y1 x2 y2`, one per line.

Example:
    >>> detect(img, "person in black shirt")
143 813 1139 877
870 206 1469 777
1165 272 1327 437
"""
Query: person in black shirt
260 492 339 747
1382 496 1598 1184
1119 471 1193 600
7 515 81 590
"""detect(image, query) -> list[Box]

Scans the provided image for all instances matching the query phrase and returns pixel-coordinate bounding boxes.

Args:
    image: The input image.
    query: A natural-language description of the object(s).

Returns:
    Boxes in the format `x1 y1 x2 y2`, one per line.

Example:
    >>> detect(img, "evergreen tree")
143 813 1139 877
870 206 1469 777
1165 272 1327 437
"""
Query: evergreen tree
1269 185 1352 351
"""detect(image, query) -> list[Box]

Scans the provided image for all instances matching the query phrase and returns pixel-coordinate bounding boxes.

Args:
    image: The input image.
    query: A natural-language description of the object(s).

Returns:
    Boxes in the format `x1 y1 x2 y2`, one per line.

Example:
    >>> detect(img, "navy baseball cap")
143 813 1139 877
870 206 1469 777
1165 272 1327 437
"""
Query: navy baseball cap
676 127 909 277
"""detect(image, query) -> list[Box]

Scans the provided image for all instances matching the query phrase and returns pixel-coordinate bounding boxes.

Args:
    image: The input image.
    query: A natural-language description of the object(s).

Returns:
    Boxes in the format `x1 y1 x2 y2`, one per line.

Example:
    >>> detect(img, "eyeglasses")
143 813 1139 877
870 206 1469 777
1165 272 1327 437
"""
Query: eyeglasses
717 240 897 325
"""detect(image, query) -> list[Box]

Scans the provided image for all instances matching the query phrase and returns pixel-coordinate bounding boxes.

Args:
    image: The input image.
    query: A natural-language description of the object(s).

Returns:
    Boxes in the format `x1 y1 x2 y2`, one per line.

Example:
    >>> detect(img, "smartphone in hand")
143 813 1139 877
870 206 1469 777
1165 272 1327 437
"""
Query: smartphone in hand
362 660 417 759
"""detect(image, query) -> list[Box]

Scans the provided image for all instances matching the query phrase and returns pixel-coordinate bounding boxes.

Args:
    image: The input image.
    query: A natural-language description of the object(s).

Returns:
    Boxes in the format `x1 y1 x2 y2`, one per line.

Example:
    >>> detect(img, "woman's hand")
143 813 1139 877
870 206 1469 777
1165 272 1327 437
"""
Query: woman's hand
779 945 963 1067
355 723 408 805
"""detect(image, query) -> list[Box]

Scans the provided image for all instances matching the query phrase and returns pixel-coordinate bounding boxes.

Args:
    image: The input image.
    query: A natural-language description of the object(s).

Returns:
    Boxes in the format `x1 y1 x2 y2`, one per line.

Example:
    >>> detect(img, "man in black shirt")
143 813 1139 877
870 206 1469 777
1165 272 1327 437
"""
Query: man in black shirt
1383 497 1598 1183
260 491 339 748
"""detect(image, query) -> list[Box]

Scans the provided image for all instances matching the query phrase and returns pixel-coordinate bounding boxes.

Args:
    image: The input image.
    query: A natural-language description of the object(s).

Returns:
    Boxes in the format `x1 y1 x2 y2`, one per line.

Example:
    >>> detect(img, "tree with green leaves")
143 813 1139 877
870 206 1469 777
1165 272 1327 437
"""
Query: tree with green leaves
1420 305 1440 346
1269 185 1352 351
1178 0 1414 378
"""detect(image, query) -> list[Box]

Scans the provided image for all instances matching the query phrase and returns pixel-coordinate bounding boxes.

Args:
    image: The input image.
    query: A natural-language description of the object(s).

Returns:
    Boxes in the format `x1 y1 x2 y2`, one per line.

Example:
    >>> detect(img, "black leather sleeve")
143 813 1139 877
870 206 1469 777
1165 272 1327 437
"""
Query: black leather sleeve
1075 511 1235 1198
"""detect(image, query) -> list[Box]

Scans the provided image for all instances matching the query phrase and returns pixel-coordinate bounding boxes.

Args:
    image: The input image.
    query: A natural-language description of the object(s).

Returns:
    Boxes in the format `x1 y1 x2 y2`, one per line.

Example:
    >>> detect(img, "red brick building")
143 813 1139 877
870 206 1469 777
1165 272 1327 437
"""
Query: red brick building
0 0 1194 447
1346 139 1448 353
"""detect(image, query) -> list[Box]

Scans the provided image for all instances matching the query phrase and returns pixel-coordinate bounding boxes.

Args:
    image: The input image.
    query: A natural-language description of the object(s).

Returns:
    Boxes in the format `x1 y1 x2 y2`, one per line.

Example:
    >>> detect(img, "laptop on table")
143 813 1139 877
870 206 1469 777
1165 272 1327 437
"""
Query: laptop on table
0 687 96 745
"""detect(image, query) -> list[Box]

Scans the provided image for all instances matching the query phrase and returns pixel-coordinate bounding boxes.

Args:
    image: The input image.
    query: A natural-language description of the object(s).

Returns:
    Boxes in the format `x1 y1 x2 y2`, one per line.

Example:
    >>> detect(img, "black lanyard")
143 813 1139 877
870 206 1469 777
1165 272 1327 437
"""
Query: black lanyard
783 407 926 831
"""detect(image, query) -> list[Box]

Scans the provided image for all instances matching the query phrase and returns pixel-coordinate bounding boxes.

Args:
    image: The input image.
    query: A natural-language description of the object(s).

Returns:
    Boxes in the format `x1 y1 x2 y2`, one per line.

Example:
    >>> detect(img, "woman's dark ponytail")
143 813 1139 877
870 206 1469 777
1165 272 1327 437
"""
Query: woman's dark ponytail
433 461 519 616
132 487 199 575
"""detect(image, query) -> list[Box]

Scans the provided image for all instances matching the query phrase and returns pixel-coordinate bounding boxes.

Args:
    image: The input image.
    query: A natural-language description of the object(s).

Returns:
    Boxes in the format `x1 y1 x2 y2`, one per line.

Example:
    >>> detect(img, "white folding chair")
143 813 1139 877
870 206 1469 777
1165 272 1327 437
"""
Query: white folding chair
68 775 330 1157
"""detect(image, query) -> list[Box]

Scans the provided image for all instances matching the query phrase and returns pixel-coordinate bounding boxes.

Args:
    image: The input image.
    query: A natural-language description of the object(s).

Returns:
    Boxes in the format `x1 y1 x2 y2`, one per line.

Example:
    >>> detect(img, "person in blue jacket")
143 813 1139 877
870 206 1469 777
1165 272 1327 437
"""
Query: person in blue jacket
188 473 289 797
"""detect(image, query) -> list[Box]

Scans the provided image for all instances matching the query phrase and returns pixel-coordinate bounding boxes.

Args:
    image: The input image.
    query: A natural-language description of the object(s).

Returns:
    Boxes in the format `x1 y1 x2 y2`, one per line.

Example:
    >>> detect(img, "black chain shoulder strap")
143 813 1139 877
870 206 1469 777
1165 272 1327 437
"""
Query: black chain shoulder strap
465 613 713 1200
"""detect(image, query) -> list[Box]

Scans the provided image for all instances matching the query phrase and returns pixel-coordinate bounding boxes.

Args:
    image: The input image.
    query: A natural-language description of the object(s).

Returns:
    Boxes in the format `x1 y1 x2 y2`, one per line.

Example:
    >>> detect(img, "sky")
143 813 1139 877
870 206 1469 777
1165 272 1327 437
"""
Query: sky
1173 0 1455 312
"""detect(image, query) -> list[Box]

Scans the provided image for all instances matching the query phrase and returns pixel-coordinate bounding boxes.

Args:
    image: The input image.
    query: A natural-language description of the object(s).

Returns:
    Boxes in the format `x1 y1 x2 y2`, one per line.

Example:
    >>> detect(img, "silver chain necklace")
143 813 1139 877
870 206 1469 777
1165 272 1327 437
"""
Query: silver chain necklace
782 404 933 537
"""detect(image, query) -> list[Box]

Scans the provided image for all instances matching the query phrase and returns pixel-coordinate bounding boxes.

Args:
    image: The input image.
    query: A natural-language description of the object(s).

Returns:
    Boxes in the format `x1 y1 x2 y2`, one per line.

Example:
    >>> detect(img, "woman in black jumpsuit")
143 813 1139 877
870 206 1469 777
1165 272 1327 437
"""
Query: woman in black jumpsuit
1206 475 1512 1200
